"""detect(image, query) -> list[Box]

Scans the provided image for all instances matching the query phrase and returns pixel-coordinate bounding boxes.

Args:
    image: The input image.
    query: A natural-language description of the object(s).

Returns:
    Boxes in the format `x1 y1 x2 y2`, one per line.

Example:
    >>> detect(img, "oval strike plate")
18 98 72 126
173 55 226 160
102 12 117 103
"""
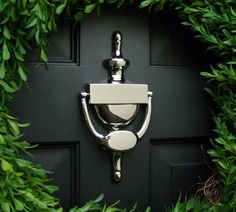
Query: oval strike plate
106 131 137 151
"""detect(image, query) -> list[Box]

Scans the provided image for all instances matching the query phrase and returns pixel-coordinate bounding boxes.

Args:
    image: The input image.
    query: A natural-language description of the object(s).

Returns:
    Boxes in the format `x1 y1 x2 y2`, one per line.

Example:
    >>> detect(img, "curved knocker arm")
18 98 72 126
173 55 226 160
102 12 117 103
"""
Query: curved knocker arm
81 92 106 141
136 91 153 139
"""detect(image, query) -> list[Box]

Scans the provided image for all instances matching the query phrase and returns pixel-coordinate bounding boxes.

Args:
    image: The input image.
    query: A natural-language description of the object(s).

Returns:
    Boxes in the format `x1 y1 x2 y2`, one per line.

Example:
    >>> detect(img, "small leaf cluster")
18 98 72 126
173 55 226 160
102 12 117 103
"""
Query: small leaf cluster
167 197 231 212
0 0 63 104
69 194 151 212
54 0 137 23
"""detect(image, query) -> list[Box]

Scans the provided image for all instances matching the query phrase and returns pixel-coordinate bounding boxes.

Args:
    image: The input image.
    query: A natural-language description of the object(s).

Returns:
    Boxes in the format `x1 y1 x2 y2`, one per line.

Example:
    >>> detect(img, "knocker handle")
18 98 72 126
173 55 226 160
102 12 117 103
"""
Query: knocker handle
136 91 153 139
81 91 153 148
81 92 106 141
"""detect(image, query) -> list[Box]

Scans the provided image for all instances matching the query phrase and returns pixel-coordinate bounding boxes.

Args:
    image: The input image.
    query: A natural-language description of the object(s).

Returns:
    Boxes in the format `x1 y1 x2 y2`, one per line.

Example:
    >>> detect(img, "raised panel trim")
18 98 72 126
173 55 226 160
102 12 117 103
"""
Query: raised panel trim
26 22 80 65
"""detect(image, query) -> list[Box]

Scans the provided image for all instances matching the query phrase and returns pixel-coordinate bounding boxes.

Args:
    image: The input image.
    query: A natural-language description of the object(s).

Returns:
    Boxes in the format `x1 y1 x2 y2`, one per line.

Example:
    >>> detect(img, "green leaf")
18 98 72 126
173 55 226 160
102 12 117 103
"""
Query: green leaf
0 79 18 92
145 206 151 212
0 61 5 79
3 26 11 39
7 119 20 136
93 193 104 203
16 159 32 167
116 0 125 8
27 193 48 209
44 185 59 194
106 0 117 4
40 48 48 62
18 42 26 55
18 123 31 127
139 0 152 8
1 159 13 172
186 198 195 211
85 3 97 13
56 4 66 14
1 112 18 120
0 134 5 144
215 159 228 170
14 198 24 211
48 16 57 31
129 203 137 212
74 11 83 22
18 65 27 81
1 202 10 212
26 17 37 28
14 51 24 61
31 167 47 177
35 28 40 44
22 0 27 8
3 42 10 61
184 7 200 14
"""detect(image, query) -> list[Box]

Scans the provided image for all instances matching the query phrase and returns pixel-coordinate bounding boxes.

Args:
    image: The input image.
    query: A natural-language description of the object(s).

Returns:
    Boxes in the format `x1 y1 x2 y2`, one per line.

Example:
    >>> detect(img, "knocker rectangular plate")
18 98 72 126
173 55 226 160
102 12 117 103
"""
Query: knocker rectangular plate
89 84 148 104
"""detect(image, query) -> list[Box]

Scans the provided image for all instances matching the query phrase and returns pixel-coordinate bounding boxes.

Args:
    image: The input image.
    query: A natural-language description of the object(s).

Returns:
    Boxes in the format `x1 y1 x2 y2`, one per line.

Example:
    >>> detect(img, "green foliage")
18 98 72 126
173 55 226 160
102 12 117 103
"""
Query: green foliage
0 105 61 211
0 0 235 211
172 0 236 211
69 194 151 212
167 197 224 212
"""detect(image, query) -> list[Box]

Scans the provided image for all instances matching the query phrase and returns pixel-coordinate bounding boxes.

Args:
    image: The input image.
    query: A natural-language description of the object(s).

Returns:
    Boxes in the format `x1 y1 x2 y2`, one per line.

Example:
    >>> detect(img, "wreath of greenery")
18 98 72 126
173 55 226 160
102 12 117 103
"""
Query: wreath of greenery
0 0 235 211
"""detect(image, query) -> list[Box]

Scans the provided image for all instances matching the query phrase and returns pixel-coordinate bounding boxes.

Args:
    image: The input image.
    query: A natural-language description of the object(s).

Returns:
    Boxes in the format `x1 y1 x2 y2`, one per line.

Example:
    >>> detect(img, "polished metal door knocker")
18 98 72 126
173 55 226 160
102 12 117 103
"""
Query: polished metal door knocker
81 31 153 182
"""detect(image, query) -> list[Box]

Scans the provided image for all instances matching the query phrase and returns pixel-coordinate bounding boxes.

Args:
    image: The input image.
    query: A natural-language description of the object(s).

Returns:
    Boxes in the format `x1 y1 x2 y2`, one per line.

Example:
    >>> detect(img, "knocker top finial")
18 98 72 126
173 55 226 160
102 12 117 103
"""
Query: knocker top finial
103 31 129 83
112 31 123 58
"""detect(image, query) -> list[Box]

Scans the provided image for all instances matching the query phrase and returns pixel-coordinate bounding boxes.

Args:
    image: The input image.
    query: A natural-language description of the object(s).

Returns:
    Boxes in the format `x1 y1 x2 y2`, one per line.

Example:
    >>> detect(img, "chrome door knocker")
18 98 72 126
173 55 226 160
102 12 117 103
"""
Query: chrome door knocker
81 31 153 182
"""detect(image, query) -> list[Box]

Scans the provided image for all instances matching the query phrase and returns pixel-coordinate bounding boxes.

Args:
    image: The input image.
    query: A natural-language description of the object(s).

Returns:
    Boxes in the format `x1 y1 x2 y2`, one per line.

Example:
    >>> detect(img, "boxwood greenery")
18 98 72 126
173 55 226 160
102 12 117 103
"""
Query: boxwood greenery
0 0 235 211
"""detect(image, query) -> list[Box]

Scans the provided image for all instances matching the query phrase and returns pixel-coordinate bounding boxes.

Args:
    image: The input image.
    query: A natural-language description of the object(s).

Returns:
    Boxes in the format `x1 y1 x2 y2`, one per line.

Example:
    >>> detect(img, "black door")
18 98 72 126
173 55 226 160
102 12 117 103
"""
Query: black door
11 6 212 212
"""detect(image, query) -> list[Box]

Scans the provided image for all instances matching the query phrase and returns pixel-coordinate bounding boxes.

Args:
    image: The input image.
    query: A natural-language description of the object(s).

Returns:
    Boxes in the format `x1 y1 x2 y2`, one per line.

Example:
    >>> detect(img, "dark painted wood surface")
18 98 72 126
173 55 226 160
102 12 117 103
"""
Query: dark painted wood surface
10 6 212 211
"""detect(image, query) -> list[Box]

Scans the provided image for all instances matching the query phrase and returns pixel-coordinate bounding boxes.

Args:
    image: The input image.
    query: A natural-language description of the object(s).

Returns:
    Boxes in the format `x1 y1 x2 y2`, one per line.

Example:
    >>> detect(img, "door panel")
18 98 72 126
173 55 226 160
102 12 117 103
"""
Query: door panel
27 19 79 64
150 11 210 66
150 139 211 211
29 143 79 211
10 6 212 211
